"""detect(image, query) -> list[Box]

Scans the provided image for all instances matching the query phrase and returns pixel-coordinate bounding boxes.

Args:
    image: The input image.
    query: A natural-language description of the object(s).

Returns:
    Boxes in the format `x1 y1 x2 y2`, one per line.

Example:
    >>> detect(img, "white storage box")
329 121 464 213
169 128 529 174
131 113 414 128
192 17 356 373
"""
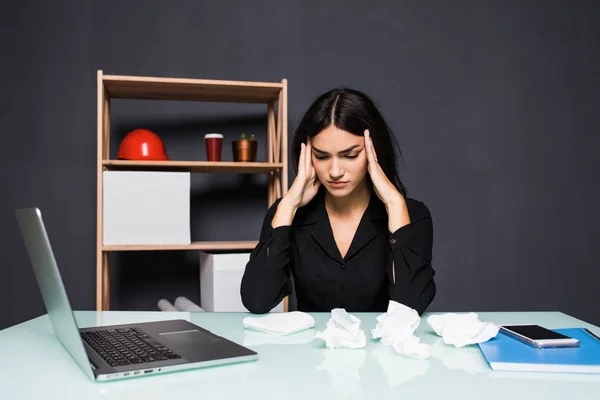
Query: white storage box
103 171 191 245
199 252 284 312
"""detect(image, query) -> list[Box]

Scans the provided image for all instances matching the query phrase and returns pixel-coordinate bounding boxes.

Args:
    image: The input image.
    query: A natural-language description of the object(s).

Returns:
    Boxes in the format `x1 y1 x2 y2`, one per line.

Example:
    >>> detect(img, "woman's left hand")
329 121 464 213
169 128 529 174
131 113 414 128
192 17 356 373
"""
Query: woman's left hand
364 129 403 207
364 129 410 231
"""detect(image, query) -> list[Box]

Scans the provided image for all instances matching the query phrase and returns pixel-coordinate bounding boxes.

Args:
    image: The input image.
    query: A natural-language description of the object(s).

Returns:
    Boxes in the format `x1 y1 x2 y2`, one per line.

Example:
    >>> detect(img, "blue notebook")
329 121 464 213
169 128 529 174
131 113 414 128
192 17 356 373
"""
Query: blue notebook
478 328 600 374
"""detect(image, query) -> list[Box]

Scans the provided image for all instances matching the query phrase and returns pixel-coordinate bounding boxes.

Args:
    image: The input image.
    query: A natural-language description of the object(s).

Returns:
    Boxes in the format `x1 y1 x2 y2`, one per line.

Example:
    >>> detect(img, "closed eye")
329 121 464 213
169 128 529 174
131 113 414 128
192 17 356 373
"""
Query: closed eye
314 154 359 160
312 145 363 160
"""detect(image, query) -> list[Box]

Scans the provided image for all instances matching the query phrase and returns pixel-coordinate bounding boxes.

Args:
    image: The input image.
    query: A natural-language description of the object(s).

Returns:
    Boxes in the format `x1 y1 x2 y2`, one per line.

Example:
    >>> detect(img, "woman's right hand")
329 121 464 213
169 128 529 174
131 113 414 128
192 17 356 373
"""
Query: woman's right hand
282 139 321 209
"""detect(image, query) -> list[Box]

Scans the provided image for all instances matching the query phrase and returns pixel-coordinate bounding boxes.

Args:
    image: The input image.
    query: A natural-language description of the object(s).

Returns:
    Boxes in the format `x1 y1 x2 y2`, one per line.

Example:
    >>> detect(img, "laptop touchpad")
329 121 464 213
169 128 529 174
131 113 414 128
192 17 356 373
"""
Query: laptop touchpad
159 329 219 347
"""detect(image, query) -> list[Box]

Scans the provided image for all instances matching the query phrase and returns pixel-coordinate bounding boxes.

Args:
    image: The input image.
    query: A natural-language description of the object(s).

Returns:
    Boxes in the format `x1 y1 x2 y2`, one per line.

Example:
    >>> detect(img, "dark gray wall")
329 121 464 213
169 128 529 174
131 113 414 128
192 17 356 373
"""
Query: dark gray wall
2 0 599 330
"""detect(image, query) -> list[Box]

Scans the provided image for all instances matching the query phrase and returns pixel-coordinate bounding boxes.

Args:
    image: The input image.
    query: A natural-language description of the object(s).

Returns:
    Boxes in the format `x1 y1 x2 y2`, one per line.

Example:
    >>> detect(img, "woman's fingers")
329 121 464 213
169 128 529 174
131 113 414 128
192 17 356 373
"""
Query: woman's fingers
298 142 306 179
364 130 375 165
364 129 379 165
305 138 312 179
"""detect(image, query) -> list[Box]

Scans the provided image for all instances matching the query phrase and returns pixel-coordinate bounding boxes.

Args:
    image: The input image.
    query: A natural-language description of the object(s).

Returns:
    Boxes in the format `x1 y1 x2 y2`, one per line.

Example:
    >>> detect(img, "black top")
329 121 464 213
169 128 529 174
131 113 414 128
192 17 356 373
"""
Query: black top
240 189 436 315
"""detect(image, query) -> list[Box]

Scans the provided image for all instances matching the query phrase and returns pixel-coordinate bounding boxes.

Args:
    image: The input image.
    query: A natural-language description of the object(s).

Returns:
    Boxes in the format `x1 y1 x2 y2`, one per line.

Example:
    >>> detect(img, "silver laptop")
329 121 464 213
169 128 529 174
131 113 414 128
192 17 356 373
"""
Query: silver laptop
15 207 257 382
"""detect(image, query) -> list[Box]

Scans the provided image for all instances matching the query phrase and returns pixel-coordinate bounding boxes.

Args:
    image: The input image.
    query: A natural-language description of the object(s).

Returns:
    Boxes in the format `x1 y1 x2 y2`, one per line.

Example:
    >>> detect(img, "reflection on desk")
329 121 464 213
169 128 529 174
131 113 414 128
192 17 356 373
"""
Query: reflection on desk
243 328 316 346
1 311 600 400
317 348 366 398
430 338 489 375
372 345 430 387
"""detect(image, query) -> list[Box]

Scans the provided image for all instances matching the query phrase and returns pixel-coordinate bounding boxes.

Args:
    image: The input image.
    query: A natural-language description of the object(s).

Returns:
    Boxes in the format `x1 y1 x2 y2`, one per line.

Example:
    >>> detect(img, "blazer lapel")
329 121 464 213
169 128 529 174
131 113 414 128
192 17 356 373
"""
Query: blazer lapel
310 195 343 262
299 189 388 263
343 193 387 261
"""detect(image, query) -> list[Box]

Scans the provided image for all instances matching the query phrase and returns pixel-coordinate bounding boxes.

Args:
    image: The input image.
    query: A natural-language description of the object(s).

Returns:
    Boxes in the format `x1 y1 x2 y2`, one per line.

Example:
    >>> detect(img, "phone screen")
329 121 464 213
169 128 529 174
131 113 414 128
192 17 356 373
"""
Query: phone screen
502 325 571 340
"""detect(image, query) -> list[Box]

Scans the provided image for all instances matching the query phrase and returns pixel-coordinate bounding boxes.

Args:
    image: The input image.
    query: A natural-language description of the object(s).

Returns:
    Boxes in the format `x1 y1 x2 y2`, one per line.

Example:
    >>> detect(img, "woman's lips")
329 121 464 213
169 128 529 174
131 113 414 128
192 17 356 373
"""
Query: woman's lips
328 181 349 188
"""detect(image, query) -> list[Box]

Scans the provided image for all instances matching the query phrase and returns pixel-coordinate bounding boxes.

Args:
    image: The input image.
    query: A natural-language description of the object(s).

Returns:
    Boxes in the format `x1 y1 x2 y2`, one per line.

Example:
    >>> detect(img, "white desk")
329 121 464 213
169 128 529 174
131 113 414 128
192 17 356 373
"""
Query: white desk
1 311 599 399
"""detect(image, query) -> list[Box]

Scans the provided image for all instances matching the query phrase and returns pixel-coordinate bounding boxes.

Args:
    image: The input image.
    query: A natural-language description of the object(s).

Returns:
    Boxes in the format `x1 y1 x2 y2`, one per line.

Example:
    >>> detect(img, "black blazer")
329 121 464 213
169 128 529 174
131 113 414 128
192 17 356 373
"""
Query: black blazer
240 188 436 315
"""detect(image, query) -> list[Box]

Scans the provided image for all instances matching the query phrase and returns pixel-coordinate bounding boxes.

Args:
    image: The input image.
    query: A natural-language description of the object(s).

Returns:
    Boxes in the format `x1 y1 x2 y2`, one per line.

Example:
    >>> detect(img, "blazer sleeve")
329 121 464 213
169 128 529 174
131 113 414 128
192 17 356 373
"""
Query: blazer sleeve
387 200 436 315
240 198 294 314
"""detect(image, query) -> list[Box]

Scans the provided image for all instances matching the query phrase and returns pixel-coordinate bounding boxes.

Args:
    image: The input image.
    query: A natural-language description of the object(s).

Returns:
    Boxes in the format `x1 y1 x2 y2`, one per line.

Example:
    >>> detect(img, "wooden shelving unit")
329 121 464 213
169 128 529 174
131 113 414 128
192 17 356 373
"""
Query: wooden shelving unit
96 70 288 311
102 241 258 252
102 160 284 174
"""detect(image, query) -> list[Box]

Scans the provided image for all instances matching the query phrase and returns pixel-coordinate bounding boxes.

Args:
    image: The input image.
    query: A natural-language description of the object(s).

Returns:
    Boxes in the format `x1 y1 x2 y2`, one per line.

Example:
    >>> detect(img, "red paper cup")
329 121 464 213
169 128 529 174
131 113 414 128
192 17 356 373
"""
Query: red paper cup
205 133 223 161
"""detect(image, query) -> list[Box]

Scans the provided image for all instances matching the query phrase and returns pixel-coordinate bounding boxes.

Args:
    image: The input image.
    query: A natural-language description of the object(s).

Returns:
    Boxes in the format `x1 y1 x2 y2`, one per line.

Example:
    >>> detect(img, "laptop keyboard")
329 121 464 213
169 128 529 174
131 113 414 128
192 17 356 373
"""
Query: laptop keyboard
81 327 181 367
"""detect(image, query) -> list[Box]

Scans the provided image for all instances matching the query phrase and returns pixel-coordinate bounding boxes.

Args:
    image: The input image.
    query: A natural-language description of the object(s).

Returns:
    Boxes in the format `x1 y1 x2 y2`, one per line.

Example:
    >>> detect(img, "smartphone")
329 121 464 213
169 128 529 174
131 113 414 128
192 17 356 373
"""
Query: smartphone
499 324 580 348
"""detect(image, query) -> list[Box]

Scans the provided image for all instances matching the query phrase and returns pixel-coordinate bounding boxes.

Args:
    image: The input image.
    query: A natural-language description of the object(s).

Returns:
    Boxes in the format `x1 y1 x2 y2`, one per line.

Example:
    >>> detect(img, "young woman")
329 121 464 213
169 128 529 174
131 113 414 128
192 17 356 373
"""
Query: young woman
240 88 436 315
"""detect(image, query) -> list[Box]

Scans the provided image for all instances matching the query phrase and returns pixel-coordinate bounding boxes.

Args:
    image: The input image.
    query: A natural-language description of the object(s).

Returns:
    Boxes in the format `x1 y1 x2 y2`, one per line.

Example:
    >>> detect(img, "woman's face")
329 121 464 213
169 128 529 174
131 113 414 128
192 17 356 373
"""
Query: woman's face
310 125 368 198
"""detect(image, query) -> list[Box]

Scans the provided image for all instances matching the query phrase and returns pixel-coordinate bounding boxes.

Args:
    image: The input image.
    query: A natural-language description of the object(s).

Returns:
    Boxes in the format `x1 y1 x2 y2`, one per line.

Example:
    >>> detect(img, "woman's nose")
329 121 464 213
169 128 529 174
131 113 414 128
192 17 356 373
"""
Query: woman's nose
329 159 344 179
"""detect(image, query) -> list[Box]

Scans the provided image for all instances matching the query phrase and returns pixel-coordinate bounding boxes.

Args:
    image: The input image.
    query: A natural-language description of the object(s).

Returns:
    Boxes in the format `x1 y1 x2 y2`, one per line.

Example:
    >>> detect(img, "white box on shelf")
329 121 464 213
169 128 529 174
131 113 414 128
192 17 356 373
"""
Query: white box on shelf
103 171 191 245
199 252 284 313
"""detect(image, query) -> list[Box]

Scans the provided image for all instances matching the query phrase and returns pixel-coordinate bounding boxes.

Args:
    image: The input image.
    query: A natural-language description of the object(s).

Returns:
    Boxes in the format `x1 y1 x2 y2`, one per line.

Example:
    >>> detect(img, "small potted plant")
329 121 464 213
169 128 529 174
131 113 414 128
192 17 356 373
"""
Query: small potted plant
232 132 257 162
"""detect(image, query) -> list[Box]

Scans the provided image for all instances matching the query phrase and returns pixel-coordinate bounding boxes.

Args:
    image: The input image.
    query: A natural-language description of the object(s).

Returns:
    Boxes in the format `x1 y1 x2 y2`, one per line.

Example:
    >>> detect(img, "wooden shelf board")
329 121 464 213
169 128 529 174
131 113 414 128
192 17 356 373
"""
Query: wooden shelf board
102 74 283 103
102 160 283 173
102 241 258 252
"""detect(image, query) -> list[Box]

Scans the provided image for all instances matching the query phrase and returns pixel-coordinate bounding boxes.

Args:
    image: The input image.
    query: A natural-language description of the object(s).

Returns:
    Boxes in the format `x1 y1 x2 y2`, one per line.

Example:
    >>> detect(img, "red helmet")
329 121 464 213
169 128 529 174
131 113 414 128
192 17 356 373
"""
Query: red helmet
117 129 169 161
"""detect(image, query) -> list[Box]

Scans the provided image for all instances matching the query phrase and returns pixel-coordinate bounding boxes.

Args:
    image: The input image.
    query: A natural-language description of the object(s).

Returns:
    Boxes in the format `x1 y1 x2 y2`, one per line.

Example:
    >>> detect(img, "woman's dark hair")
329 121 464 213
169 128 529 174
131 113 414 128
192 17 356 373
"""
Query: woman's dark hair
291 88 407 197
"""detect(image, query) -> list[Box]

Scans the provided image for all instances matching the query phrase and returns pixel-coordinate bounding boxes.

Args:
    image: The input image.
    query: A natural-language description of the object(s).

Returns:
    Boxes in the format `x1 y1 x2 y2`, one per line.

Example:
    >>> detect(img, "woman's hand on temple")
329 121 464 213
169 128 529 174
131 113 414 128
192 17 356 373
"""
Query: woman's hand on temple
364 130 403 207
364 129 410 231
282 138 321 210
